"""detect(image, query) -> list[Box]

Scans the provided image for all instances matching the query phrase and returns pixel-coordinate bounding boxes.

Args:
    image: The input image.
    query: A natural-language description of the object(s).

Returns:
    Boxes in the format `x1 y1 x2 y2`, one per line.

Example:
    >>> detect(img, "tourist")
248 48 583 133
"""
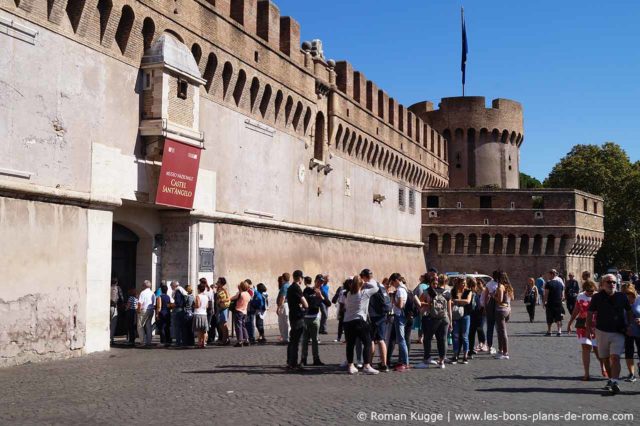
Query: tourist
171 281 187 347
319 274 331 335
137 280 155 346
482 271 500 354
468 277 486 357
450 277 473 363
192 282 210 348
109 278 124 345
493 272 513 360
230 281 251 347
544 269 565 336
343 274 380 375
332 281 348 342
365 269 391 372
416 274 452 369
215 278 231 346
621 284 640 382
286 270 308 370
565 273 580 318
254 283 269 344
387 273 410 371
535 274 545 305
200 278 215 345
413 273 430 345
567 278 603 381
586 274 633 395
184 285 195 346
125 288 137 346
278 273 291 344
245 279 256 344
402 277 422 353
301 274 330 365
523 278 538 323
155 284 172 347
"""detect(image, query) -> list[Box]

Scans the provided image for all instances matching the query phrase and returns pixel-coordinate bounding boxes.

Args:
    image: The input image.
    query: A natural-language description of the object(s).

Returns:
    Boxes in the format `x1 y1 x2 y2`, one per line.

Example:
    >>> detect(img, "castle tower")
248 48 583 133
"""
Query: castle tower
410 97 523 189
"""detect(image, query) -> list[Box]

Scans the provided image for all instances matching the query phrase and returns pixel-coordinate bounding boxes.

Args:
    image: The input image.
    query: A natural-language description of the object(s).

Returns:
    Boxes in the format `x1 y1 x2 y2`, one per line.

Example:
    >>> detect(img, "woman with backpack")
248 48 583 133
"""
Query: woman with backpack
450 277 473 364
416 274 452 369
523 278 538 323
493 272 514 360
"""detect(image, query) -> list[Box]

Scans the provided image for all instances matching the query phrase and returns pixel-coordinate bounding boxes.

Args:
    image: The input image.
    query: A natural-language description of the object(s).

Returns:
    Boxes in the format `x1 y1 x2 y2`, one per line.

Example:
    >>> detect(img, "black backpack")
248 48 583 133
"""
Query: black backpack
403 291 420 319
369 285 392 318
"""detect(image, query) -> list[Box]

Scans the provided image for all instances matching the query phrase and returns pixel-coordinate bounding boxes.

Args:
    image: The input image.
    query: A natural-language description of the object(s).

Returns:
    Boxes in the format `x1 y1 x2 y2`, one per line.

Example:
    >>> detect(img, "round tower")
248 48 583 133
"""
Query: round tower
412 96 523 189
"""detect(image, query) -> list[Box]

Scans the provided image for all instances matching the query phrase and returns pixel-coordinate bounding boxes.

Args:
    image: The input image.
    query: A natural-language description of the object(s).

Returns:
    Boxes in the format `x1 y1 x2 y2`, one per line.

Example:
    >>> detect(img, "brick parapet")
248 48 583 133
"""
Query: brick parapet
1 0 447 189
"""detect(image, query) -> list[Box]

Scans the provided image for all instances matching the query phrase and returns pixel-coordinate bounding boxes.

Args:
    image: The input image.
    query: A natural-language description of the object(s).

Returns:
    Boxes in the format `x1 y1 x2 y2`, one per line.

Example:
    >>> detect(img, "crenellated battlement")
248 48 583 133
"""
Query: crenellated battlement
410 96 524 189
2 0 448 188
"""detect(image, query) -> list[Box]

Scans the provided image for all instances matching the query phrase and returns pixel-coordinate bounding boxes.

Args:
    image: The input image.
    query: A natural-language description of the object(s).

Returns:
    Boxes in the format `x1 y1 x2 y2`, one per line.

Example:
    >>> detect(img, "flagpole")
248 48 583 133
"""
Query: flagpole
461 7 465 97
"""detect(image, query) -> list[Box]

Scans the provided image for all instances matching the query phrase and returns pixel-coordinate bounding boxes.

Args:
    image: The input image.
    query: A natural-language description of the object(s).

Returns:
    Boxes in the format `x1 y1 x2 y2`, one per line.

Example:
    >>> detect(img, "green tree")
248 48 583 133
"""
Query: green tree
519 172 543 189
544 142 639 272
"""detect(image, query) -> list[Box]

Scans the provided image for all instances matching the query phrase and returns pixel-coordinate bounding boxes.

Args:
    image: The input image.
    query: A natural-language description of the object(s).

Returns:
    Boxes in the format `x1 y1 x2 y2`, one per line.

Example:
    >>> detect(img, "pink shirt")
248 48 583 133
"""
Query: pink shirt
234 291 251 314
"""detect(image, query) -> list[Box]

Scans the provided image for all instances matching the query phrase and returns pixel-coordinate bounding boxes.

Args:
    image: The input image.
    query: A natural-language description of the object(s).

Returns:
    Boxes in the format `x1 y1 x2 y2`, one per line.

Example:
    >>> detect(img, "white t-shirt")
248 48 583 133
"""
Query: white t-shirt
194 294 209 315
393 285 408 316
138 288 155 311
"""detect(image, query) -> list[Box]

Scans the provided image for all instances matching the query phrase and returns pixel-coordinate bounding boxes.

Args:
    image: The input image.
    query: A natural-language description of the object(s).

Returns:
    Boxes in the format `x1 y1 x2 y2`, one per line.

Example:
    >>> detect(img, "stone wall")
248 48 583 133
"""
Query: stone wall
0 197 88 367
213 222 426 325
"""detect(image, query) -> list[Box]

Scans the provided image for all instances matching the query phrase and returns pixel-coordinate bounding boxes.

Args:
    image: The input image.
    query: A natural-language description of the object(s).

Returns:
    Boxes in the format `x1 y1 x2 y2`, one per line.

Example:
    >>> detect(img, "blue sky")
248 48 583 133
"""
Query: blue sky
273 0 640 181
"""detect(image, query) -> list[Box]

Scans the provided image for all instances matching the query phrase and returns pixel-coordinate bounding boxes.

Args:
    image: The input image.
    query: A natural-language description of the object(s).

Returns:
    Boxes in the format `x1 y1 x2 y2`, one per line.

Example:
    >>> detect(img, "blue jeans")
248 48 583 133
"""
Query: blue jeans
246 312 256 342
394 314 409 365
452 315 471 356
172 309 185 346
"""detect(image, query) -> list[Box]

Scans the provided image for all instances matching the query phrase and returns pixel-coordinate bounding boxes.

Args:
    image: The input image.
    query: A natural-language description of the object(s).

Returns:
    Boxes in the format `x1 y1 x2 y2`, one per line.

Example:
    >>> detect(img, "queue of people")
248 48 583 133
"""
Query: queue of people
109 266 640 395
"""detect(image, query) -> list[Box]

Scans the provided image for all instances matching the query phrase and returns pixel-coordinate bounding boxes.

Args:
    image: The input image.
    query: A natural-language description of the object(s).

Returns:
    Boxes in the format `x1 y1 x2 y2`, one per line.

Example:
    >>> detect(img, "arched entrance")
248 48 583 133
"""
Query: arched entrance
111 223 139 335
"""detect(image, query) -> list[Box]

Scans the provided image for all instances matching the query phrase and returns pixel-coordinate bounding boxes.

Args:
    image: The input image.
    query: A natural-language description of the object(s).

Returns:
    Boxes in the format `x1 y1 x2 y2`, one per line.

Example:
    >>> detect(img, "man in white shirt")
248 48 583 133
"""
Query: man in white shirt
483 271 500 354
137 280 155 346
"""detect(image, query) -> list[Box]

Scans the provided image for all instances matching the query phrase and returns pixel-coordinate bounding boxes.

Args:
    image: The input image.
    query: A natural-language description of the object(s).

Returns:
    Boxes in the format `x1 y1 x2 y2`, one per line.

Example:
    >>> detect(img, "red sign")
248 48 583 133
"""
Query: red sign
155 139 202 209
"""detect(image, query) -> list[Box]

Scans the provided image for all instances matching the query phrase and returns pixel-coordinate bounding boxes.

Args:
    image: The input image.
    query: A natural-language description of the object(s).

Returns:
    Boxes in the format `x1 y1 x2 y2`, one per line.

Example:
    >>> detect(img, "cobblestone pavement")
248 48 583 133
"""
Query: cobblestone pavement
0 303 638 425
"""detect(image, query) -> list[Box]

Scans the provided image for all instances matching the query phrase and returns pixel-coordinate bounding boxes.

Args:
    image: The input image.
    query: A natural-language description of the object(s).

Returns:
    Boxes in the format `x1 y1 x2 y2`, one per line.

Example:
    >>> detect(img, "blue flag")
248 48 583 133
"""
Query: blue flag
461 8 468 86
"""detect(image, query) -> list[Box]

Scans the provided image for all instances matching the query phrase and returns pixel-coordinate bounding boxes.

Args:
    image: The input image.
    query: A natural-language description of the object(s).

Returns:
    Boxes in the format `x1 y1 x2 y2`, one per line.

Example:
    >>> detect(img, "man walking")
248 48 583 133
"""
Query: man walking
171 281 187 347
586 274 634 395
564 273 580 318
544 269 565 336
286 270 308 370
389 273 410 371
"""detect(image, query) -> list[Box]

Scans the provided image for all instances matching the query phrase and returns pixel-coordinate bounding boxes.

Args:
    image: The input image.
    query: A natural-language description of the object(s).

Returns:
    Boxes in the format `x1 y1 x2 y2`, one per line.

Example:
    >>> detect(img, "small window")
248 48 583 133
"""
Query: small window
177 79 188 99
480 196 492 209
483 218 489 225
426 195 439 208
398 187 406 211
583 198 588 211
428 210 438 218
143 71 152 90
510 201 515 209
346 109 350 117
535 211 544 219
532 195 544 209
409 190 416 213
254 51 259 62
456 201 462 209
593 201 598 214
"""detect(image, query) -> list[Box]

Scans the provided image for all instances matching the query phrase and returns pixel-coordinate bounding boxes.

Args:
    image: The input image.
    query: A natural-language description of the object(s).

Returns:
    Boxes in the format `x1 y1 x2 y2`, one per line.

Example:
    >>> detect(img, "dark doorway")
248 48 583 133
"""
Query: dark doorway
111 223 139 336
